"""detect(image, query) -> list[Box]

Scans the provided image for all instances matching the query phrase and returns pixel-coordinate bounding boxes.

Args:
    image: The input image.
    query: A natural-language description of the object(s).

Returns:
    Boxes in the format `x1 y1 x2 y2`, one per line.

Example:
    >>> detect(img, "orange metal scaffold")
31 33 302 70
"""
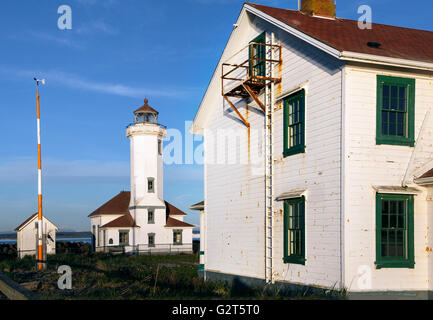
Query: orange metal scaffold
221 42 282 127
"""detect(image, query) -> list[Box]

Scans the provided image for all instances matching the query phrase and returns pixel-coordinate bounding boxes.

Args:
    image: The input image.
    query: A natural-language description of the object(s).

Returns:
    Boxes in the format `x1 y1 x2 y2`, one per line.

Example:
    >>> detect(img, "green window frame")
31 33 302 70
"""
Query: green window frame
376 75 415 146
376 193 414 269
283 196 306 265
249 32 266 81
283 90 305 157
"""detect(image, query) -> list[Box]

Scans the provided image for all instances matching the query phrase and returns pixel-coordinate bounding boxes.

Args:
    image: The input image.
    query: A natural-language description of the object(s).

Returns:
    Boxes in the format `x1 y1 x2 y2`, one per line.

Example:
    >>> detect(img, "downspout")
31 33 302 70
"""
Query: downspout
402 111 431 187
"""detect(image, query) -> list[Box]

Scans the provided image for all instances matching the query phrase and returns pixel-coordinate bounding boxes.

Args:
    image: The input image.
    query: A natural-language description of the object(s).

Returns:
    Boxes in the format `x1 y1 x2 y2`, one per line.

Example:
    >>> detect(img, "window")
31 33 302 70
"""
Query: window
173 230 183 245
148 233 155 248
284 90 305 157
158 140 162 155
249 32 266 81
376 194 414 269
376 76 415 146
283 197 305 265
109 239 113 245
119 230 129 246
97 225 100 246
148 178 154 193
148 209 155 224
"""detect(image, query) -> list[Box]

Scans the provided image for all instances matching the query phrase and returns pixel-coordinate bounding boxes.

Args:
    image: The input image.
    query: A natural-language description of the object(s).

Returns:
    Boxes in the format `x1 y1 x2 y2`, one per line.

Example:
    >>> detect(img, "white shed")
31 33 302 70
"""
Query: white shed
15 213 58 259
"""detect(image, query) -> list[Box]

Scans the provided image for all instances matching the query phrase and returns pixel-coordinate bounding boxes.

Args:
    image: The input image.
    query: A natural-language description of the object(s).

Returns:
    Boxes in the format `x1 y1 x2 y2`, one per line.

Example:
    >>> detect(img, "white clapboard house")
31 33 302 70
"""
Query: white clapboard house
89 99 194 254
15 213 58 259
191 1 433 298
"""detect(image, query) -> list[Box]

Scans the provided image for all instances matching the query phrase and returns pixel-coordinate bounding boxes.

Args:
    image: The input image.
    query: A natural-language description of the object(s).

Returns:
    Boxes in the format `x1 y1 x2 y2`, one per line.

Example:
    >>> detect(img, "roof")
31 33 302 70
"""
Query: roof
249 3 433 64
191 3 433 136
165 201 187 216
15 213 37 231
88 191 131 217
100 214 139 229
373 186 422 195
134 98 159 114
15 213 59 232
419 168 433 179
164 217 195 228
89 191 188 219
189 201 204 211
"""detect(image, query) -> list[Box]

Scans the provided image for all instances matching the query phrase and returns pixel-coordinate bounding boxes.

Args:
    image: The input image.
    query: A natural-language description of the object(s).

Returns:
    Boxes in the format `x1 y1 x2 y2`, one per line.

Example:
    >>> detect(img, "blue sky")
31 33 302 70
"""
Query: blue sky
0 0 432 232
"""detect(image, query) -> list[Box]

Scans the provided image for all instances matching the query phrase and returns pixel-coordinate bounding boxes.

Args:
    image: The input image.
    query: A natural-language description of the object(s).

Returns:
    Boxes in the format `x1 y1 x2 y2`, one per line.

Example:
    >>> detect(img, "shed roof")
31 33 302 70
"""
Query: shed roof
419 168 433 179
189 201 204 211
15 213 58 232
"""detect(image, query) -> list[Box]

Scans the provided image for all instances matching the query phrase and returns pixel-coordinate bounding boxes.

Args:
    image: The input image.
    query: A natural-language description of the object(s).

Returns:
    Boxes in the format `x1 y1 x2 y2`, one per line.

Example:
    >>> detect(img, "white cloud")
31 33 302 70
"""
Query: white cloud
0 157 129 184
0 66 199 99
75 20 118 36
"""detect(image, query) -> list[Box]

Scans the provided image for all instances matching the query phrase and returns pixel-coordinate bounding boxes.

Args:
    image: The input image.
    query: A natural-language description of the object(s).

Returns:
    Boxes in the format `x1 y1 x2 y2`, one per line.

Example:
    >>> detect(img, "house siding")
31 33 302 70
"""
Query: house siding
203 14 344 288
344 65 433 292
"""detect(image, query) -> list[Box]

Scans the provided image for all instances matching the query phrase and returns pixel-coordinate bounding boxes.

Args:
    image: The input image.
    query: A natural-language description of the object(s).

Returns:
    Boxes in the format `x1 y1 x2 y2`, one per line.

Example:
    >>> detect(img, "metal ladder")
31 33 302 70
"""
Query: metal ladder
264 33 275 284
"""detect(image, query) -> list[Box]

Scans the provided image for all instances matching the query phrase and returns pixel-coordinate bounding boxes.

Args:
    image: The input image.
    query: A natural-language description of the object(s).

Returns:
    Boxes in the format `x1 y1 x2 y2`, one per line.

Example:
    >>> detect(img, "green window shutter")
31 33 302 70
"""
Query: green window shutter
375 193 415 269
376 76 415 147
283 90 306 157
249 32 266 81
283 196 306 265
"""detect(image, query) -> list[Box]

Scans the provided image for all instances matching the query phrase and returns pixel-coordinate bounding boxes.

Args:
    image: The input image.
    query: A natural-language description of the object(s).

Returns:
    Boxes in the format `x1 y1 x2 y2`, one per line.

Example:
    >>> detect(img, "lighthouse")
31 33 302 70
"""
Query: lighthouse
127 98 166 209
88 98 194 254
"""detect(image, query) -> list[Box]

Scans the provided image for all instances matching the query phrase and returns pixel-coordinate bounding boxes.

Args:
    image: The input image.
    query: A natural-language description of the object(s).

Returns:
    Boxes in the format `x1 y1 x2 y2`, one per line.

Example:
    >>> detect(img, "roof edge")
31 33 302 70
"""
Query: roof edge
245 3 342 58
342 51 433 72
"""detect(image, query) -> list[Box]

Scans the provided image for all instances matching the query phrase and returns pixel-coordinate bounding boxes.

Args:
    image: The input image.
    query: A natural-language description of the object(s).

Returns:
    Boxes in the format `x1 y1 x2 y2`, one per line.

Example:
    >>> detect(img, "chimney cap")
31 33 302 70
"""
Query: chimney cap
301 0 336 18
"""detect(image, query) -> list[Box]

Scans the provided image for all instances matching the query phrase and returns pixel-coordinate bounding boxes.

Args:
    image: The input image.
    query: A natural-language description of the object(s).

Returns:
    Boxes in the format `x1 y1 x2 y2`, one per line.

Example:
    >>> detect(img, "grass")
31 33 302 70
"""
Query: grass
0 252 340 300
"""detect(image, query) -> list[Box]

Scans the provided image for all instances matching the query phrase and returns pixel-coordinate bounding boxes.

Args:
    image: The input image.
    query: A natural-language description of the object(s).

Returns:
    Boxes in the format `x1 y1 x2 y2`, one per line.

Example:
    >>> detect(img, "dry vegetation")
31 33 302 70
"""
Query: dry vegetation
0 244 340 300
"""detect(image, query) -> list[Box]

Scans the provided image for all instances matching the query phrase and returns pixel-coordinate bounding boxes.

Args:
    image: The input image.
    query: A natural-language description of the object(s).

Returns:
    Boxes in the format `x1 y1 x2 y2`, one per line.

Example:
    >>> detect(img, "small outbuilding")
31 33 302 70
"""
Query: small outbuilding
15 213 58 258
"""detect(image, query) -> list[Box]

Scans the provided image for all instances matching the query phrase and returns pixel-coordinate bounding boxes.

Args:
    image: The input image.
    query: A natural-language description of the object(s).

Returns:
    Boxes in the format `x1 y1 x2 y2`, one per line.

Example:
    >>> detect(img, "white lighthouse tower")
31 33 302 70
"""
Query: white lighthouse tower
127 98 166 208
127 98 167 248
89 98 194 254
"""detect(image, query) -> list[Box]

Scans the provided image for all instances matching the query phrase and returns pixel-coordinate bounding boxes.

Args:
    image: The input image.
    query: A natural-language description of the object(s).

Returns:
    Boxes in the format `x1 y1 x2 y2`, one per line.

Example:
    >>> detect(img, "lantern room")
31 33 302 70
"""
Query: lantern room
134 98 159 124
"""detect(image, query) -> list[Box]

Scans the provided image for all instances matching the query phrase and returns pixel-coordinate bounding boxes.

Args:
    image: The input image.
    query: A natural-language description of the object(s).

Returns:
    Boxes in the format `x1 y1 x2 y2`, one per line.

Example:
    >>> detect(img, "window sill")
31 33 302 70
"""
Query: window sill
283 146 305 158
375 261 414 269
283 257 306 265
376 137 414 147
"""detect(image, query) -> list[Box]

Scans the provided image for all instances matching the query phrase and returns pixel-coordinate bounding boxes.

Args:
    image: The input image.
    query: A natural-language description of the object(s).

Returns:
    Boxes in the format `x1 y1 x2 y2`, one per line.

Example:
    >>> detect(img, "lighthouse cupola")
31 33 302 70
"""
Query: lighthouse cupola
134 98 159 124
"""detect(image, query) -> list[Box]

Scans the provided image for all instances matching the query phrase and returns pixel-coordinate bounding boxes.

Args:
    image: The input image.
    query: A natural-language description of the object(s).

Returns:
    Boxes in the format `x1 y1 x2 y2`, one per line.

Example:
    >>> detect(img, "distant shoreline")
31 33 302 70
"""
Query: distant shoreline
0 231 93 241
0 238 92 245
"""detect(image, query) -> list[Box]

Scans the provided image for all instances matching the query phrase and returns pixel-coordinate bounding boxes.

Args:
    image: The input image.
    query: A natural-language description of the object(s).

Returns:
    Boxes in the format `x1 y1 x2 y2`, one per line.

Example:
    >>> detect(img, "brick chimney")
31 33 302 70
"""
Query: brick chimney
301 0 336 18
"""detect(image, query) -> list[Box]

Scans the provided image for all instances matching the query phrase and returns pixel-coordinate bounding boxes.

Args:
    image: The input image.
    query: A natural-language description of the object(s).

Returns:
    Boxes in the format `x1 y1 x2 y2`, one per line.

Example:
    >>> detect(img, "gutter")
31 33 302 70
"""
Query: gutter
413 177 433 186
341 51 433 72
